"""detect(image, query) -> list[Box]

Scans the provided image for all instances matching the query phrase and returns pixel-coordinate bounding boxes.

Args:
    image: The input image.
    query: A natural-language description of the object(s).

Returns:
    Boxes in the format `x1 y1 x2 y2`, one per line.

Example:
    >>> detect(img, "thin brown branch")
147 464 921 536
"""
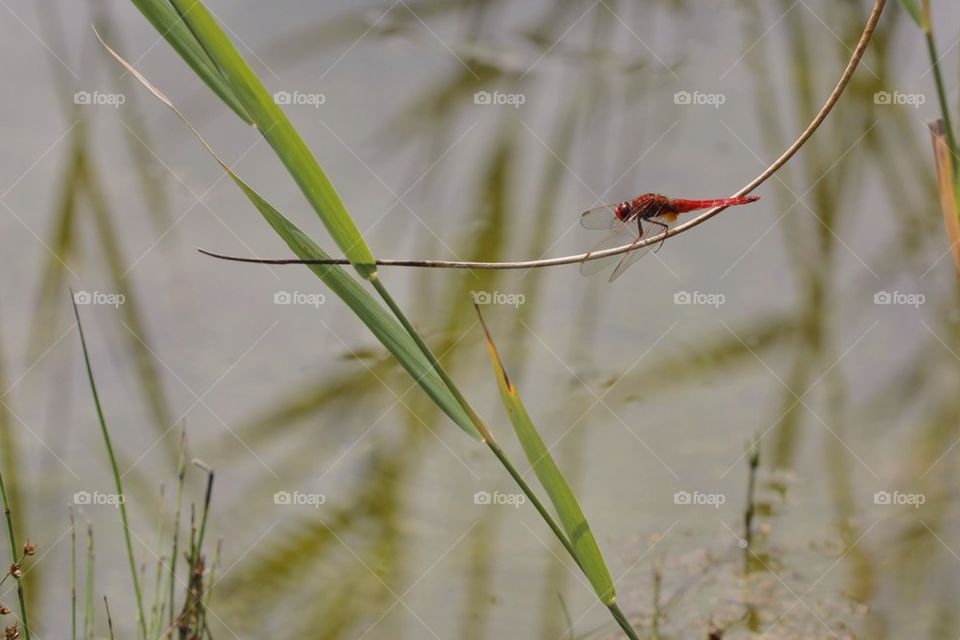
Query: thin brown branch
200 0 886 272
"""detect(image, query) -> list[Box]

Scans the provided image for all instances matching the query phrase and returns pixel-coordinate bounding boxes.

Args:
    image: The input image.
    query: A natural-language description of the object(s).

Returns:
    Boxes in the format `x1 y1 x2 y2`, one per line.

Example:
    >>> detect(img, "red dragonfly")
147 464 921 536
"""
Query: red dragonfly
580 193 760 282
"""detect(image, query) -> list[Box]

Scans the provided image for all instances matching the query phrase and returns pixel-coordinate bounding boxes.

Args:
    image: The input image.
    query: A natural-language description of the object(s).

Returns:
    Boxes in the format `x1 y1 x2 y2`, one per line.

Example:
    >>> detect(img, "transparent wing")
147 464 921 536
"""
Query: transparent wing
608 218 664 282
580 219 640 277
580 204 620 230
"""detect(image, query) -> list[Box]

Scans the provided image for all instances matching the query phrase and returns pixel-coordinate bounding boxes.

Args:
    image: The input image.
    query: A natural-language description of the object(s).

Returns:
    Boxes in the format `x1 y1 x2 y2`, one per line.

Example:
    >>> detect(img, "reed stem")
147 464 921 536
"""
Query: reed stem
0 468 28 640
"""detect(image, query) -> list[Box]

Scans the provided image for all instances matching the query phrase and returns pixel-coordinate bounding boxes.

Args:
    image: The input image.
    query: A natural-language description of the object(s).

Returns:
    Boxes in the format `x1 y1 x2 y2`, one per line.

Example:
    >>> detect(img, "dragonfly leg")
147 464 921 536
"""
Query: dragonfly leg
633 216 650 253
649 219 668 253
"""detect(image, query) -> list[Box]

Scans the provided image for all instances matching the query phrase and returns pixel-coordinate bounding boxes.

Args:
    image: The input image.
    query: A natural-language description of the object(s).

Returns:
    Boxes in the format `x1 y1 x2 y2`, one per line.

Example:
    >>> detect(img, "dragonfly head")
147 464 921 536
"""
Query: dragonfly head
614 201 632 221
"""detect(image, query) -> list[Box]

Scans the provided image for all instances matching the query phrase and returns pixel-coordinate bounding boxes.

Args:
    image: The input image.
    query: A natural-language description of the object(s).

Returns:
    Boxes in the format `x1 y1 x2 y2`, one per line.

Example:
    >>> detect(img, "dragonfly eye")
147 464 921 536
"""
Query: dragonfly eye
615 202 631 220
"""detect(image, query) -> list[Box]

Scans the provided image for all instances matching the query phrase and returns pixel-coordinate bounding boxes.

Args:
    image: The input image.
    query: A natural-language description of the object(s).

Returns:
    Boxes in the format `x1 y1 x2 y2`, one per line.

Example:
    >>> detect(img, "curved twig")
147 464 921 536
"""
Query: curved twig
200 0 886 272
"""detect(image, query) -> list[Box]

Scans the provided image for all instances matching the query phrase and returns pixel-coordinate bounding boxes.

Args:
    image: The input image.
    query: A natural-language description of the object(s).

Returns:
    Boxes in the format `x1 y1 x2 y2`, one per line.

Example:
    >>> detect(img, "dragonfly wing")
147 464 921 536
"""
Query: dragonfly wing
580 219 638 277
608 241 651 282
580 204 619 230
608 218 663 282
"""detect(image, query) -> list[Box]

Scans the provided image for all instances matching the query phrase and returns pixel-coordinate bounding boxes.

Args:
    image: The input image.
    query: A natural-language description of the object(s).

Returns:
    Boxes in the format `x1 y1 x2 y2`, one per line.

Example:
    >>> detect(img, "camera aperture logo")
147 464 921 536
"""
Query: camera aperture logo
873 91 925 109
73 490 125 509
273 90 326 108
474 90 526 108
73 290 125 308
873 291 924 309
873 490 925 509
673 490 726 509
472 290 525 308
274 290 326 308
674 90 725 109
73 91 126 108
674 290 725 309
473 490 525 508
273 490 326 509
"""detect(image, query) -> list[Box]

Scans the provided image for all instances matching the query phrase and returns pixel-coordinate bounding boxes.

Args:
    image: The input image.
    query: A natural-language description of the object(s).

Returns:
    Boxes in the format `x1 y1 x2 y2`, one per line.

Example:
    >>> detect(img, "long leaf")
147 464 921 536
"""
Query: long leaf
160 0 377 276
98 35 480 440
127 0 251 122
474 304 615 604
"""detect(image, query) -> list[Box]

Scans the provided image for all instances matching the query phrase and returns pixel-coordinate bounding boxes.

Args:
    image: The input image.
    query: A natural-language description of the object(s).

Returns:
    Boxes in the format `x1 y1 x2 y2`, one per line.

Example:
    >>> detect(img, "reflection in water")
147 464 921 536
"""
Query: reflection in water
2 0 959 637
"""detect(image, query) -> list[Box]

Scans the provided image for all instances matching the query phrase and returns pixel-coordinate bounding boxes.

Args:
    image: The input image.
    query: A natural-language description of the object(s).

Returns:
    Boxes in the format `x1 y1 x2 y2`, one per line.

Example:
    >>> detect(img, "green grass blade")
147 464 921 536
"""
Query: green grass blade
127 0 251 122
71 295 148 640
894 0 922 26
104 596 115 640
98 37 479 439
158 0 377 276
474 304 615 605
917 1 960 169
239 180 479 439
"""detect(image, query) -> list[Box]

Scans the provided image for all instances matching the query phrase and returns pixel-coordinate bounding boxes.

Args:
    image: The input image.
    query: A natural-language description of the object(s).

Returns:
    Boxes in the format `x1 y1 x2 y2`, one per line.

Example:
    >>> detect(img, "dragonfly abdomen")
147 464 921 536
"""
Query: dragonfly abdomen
669 195 760 213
